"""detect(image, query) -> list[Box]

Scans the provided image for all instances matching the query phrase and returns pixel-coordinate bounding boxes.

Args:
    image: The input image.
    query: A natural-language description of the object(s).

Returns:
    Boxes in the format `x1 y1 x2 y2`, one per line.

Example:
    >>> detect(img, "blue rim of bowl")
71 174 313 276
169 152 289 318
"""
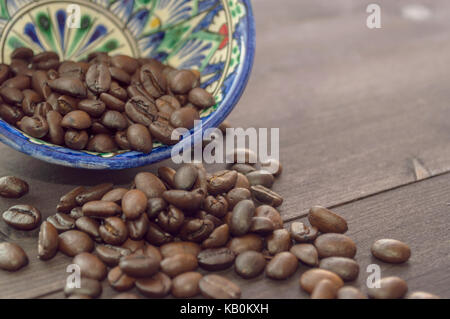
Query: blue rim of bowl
0 0 256 170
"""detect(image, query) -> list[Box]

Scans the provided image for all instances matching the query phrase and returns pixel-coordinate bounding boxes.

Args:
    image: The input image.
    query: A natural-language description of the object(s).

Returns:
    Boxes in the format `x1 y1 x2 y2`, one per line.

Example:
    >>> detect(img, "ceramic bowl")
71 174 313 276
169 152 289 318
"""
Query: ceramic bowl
0 0 255 169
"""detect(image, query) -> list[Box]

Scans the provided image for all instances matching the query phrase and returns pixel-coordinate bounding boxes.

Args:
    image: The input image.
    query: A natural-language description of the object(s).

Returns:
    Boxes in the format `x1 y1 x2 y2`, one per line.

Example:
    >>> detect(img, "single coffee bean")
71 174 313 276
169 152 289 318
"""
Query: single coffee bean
156 205 185 234
179 218 214 243
160 253 198 277
310 279 339 299
261 158 283 177
149 119 178 145
207 170 237 195
337 286 367 299
75 217 101 242
160 242 201 258
230 199 255 236
246 170 275 188
87 134 117 153
48 77 87 98
125 95 157 126
265 252 298 280
227 234 264 254
199 274 241 299
111 55 139 74
38 221 59 260
0 242 28 271
0 86 24 105
18 115 48 138
367 276 408 299
109 66 131 85
122 238 146 253
231 163 256 175
188 87 215 108
255 205 283 229
22 89 41 115
59 230 94 257
122 189 148 220
100 110 128 130
250 185 283 207
168 70 198 94
99 217 128 245
134 172 166 199
299 268 344 294
64 129 88 150
267 229 291 255
57 186 86 213
0 64 9 84
56 95 78 115
99 93 126 112
109 81 128 101
0 103 23 124
234 251 266 279
147 197 167 219
2 205 41 230
319 257 360 282
202 224 230 249
119 253 160 278
75 183 114 206
34 101 52 117
3 75 30 90
169 106 199 129
115 131 131 150
78 99 106 117
73 252 107 280
290 244 319 267
127 123 152 153
86 63 111 94
58 61 84 79
143 244 163 263
203 195 228 217
308 206 348 234
157 166 177 189
226 188 251 209
407 291 440 299
198 248 235 271
290 222 319 243
371 239 411 264
64 277 102 298
163 189 205 212
146 221 173 246
11 47 33 60
108 266 135 292
82 200 121 218
46 110 64 145
0 176 29 198
171 272 202 298
140 62 166 98
174 164 198 190
127 213 150 240
314 233 357 259
249 216 275 235
136 272 172 298
95 244 131 267
47 212 75 232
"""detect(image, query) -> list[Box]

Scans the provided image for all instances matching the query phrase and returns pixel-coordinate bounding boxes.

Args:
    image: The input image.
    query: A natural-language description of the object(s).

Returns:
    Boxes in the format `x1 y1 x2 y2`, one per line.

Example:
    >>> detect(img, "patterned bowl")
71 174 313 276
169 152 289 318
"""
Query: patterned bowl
0 0 255 169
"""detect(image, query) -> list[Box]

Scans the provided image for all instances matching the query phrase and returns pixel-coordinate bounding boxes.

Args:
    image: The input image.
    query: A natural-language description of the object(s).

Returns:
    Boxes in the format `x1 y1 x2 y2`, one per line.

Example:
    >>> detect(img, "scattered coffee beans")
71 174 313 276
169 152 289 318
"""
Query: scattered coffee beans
371 238 411 264
0 242 28 271
308 206 348 234
0 176 29 198
2 204 41 230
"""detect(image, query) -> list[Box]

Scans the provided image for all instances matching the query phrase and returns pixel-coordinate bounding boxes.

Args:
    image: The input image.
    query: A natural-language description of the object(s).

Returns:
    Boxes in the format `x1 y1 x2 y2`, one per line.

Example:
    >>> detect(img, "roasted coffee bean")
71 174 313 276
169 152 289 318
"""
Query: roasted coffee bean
230 199 255 236
207 170 237 195
308 206 348 234
125 96 157 126
235 251 266 279
75 217 101 242
0 242 28 271
246 170 274 188
55 95 78 115
108 266 135 292
119 253 160 278
115 130 131 150
319 257 360 282
47 69 58 80
227 234 264 254
140 63 166 98
34 102 52 117
58 61 84 78
64 277 102 298
122 189 147 220
0 87 23 106
135 172 166 199
47 212 75 232
111 55 139 74
0 103 23 124
160 242 201 258
3 75 30 90
59 230 94 257
371 239 411 264
290 222 319 243
48 77 87 98
22 89 41 116
127 83 155 101
122 239 146 253
0 64 9 84
11 47 33 60
86 63 111 94
149 119 178 145
251 185 283 207
199 274 241 299
261 158 283 177
290 244 319 267
109 81 128 101
99 217 128 245
78 99 106 117
227 148 258 164
163 189 205 211
226 188 251 209
57 186 86 213
171 272 202 298
202 224 230 249
407 291 440 299
367 277 408 299
18 115 48 138
73 252 107 280
9 59 28 76
168 70 198 94
173 164 198 190
337 286 367 299
109 66 131 85
314 233 357 259
156 205 185 234
127 124 152 153
31 70 51 99
188 87 215 108
38 221 59 260
169 106 199 129
95 244 131 267
2 205 41 230
64 129 88 150
34 58 59 70
87 134 117 152
179 218 214 243
82 200 121 218
231 163 256 175
98 110 127 131
310 279 339 299
267 229 291 255
203 195 228 217
0 176 29 198
146 221 173 246
198 248 235 271
127 213 149 240
101 188 128 204
75 183 113 206
147 197 167 219
255 205 283 230
136 272 172 298
99 92 125 111
158 166 176 189
160 253 198 277
249 217 275 235
299 269 344 294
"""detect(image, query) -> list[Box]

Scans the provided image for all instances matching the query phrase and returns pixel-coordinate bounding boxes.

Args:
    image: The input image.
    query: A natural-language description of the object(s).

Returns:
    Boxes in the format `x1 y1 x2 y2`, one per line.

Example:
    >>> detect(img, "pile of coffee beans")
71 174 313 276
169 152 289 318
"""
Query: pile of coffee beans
0 47 216 153
0 151 441 299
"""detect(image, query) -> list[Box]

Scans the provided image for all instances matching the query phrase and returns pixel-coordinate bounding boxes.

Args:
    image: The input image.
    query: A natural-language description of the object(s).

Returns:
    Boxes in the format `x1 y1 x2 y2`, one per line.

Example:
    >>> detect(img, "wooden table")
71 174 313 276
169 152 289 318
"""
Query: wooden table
1 0 450 298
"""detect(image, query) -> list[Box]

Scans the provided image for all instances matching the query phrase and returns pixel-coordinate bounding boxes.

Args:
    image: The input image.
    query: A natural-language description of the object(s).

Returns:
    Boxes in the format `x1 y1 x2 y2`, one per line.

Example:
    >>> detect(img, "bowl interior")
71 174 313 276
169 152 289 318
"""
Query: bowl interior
0 0 255 169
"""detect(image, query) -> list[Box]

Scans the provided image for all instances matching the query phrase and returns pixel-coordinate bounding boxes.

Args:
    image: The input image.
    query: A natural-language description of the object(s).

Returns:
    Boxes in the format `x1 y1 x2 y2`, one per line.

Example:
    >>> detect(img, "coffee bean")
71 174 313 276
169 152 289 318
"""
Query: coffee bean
125 96 157 126
18 115 48 138
266 252 298 280
198 248 235 271
115 131 131 150
314 233 357 259
2 205 41 230
160 253 198 277
113 292 140 299
199 274 241 299
37 221 59 260
144 244 163 263
157 166 176 189
3 75 30 90
173 164 198 190
226 188 251 209
0 87 23 105
0 242 28 271
111 55 139 74
407 291 440 299
100 110 128 130
59 230 94 257
76 183 114 206
308 206 348 234
310 279 339 299
168 70 198 94
87 134 117 153
227 234 264 254
0 176 29 198
171 272 202 298
149 119 179 145
367 276 408 299
47 212 75 232
140 63 166 98
0 103 23 124
290 222 319 243
231 163 256 175
82 200 121 218
249 217 275 235
203 195 228 217
246 170 275 188
267 229 291 255
48 77 87 98
254 205 283 229
11 47 33 60
160 242 201 258
64 277 102 298
75 217 101 242
163 189 205 212
156 205 185 234
64 129 88 150
134 172 166 199
202 224 230 249
73 252 107 280
147 197 167 219
69 207 84 220
99 217 128 245
169 106 199 129
78 99 106 117
207 170 237 195
235 251 266 279
336 286 367 299
57 186 86 213
127 124 153 153
188 87 215 108
319 257 360 281
179 218 214 243
86 63 111 94
22 89 41 115
108 266 135 292
299 268 344 294
0 64 9 84
250 185 283 207
46 110 64 145
146 221 173 246
136 272 172 298
127 213 149 240
290 244 319 267
109 81 128 101
261 158 283 177
95 244 131 267
122 189 147 220
122 238 146 253
371 239 411 264
230 199 255 236
119 253 160 278
56 95 78 115
34 101 52 117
